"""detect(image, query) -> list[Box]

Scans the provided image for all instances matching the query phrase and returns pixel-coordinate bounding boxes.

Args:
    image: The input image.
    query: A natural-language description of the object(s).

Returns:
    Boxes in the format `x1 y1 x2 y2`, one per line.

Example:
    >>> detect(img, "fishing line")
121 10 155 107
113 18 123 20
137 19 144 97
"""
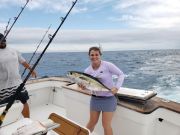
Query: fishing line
0 0 78 126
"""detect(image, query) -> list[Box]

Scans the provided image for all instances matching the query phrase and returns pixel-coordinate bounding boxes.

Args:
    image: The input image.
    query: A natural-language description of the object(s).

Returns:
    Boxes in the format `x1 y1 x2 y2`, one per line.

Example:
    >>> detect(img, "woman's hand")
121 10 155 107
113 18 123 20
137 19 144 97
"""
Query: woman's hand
111 87 118 95
78 83 86 90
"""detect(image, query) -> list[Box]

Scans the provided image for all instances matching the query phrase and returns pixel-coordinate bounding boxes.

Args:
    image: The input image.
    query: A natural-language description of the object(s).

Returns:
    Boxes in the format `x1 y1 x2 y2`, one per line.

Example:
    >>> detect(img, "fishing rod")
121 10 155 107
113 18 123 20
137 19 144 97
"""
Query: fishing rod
21 24 52 77
4 18 11 35
0 0 78 126
0 0 30 44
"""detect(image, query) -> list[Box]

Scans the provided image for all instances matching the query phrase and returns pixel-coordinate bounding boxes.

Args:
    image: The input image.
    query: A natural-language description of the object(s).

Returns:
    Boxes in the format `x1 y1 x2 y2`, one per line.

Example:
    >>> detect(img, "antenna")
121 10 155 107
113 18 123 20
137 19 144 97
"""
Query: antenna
98 43 103 52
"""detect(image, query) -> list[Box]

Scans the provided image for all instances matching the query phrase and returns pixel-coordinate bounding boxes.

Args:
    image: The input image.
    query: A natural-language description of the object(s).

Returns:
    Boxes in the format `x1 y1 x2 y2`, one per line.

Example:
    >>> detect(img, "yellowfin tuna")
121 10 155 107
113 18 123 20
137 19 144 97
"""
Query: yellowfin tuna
67 71 110 92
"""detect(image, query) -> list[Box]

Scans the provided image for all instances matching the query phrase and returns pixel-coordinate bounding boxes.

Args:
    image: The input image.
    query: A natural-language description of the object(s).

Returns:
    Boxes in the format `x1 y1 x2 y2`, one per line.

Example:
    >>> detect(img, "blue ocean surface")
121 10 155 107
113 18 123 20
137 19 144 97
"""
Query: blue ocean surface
21 49 180 103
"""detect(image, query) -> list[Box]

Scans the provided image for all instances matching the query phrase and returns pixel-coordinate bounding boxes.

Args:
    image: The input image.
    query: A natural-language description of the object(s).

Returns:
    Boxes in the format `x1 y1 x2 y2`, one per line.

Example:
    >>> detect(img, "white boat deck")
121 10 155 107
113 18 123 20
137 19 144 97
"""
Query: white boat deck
30 103 66 122
30 103 98 135
0 103 95 135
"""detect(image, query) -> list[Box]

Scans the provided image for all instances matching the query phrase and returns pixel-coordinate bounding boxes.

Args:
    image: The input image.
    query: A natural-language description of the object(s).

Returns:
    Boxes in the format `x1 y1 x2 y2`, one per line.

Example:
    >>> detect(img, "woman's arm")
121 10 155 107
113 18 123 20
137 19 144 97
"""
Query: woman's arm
107 62 125 89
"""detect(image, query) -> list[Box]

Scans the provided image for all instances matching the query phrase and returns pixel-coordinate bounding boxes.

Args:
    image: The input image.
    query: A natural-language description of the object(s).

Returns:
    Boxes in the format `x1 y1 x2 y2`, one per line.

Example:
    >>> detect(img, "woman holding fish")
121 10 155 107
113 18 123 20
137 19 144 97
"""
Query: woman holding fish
80 46 125 135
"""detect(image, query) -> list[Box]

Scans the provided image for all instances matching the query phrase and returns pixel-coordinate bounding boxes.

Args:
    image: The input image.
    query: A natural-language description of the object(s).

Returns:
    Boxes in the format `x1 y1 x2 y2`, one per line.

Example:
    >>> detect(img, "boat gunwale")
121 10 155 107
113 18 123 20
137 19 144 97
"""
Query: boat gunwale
26 77 180 114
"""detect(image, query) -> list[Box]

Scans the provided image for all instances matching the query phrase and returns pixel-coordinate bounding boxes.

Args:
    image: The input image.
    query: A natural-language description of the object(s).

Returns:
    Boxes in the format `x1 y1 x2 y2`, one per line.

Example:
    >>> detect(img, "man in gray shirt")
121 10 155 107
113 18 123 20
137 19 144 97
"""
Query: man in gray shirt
0 33 36 118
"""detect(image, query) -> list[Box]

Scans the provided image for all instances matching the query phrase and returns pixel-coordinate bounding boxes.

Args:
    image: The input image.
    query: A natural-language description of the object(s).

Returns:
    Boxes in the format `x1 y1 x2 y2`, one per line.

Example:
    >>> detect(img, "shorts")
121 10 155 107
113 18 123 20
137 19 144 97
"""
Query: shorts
90 95 117 112
0 85 29 105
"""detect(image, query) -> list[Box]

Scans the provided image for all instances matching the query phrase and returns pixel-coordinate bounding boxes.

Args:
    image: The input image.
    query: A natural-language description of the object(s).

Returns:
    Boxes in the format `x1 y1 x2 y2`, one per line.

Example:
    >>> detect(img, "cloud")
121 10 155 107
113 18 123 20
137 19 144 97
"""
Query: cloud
0 0 106 14
0 0 114 14
28 0 75 13
0 0 84 13
1 0 180 52
0 0 22 8
112 0 180 28
2 27 180 52
0 22 7 30
1 0 180 29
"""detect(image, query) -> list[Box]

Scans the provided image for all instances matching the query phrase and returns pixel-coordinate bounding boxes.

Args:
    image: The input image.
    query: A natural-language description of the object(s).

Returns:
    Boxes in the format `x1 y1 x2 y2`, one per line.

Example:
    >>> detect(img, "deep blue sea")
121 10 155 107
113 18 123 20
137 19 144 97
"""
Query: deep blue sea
21 49 180 103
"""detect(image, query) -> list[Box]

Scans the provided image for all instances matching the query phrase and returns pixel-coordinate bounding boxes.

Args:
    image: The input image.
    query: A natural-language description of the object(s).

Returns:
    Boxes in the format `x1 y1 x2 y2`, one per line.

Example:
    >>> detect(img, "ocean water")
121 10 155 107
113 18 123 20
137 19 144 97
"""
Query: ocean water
21 49 180 103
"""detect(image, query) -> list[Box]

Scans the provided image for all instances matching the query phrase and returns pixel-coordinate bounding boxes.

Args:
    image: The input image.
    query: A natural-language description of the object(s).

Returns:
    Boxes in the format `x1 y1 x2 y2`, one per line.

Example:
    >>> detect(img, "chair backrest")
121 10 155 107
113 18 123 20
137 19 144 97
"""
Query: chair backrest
0 101 23 127
49 113 90 135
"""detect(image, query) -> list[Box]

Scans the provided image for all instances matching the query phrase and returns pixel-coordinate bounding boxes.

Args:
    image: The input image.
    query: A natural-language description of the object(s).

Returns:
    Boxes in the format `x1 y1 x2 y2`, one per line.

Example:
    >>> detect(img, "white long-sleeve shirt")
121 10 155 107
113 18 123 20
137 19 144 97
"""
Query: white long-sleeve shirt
84 60 124 96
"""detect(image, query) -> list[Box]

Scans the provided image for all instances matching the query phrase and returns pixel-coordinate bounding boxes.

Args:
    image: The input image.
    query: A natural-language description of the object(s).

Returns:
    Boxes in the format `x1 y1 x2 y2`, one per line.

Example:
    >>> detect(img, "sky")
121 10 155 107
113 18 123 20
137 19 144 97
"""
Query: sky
0 0 180 52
